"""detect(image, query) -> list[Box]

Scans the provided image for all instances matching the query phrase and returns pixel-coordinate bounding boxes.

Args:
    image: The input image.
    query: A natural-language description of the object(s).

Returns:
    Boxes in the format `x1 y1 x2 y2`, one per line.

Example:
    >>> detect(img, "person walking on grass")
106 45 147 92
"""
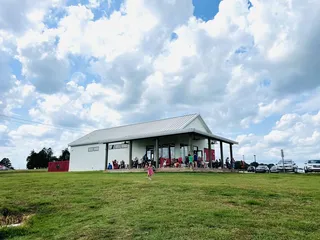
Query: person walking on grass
147 163 154 180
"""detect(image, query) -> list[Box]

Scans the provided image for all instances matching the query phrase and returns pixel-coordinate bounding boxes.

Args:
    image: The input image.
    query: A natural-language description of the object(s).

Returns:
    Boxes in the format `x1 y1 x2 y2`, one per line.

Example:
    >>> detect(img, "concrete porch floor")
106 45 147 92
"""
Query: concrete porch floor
105 168 238 173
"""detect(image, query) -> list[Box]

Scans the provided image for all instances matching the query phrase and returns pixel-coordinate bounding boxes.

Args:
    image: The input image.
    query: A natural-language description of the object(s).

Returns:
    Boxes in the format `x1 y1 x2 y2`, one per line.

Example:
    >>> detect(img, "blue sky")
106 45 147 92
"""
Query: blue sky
1 0 320 169
66 0 222 20
193 0 221 21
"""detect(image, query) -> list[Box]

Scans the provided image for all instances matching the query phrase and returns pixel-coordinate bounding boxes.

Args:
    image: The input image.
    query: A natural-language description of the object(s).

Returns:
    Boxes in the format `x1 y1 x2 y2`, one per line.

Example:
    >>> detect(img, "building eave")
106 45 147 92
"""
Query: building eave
69 128 238 147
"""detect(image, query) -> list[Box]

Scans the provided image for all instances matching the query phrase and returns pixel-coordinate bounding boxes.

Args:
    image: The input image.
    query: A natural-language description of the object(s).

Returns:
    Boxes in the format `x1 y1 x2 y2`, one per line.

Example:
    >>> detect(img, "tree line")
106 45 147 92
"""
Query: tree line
1 148 70 170
26 147 70 169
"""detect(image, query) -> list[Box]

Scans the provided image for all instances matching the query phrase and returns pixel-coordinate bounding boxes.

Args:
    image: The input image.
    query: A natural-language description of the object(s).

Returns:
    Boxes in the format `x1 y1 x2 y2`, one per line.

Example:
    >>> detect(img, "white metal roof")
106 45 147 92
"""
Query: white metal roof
69 114 238 146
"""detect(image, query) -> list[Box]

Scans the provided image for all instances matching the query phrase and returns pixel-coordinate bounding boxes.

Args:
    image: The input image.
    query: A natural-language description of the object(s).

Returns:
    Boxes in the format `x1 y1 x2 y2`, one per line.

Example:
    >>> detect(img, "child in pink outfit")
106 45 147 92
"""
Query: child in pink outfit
147 163 154 180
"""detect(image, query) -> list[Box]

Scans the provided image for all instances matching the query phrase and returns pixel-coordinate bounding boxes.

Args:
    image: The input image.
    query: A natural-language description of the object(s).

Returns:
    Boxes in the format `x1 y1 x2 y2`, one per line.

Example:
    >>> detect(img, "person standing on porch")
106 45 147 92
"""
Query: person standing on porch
193 152 198 168
231 158 235 169
107 163 112 170
225 157 230 169
188 153 193 169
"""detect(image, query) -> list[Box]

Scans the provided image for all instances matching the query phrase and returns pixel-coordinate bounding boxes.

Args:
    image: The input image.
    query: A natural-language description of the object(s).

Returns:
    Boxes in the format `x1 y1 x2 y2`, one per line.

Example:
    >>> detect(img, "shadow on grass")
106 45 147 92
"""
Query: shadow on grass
244 199 264 206
0 227 30 239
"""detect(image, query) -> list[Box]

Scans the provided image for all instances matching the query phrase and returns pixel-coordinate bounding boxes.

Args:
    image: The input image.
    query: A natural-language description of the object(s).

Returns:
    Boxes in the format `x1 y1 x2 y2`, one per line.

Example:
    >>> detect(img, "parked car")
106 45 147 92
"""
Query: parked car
276 159 297 172
255 165 269 173
304 160 320 173
270 166 279 173
295 168 305 174
247 166 255 172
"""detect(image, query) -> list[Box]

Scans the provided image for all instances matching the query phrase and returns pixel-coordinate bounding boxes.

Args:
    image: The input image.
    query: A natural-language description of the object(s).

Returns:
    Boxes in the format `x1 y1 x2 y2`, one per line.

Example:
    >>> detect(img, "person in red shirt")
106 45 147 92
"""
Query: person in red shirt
147 163 154 180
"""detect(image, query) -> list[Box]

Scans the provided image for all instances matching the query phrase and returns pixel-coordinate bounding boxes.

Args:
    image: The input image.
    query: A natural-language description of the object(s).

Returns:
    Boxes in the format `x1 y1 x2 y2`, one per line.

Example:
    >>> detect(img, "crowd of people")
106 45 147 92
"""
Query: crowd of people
107 157 156 170
107 154 236 170
184 153 235 169
107 160 126 170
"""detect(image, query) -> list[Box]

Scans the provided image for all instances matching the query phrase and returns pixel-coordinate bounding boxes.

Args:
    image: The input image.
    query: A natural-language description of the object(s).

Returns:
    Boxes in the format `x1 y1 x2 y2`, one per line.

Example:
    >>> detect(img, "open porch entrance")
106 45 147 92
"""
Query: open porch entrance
106 131 235 170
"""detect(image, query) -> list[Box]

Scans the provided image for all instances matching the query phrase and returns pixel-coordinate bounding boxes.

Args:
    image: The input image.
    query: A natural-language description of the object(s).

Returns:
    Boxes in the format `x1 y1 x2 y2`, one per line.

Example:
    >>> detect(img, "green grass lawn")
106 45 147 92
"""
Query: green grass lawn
0 171 319 240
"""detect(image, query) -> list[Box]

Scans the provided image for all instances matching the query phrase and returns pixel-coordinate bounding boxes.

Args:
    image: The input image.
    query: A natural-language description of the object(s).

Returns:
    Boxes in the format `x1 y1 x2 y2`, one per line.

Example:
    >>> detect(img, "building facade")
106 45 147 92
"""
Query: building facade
69 114 237 171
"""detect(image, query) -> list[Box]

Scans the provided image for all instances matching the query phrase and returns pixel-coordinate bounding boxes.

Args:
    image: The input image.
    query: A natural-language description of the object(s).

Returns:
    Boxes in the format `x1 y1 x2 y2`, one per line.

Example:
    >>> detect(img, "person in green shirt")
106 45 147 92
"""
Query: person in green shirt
188 154 193 169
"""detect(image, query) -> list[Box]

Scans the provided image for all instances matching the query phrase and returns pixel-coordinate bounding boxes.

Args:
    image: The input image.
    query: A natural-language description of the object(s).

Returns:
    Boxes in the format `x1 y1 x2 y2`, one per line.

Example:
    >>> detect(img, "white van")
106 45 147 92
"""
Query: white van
276 159 297 172
304 160 320 173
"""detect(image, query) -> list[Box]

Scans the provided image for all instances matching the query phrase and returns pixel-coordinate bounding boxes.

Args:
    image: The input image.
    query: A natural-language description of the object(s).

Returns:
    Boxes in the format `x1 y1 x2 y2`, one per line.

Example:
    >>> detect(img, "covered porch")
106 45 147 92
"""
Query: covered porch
105 129 237 170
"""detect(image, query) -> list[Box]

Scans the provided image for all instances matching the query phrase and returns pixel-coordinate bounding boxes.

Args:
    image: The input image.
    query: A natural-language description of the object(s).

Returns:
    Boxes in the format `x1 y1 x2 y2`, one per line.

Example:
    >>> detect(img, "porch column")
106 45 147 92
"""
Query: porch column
188 134 193 155
208 138 212 168
174 146 180 160
229 143 233 170
220 141 224 168
129 140 133 169
105 143 109 170
155 138 159 168
229 144 233 162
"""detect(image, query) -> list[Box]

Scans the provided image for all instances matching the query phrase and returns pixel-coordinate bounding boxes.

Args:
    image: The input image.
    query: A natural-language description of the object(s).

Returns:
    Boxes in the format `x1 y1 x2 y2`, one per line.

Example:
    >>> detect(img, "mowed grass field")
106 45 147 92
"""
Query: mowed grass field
0 171 319 240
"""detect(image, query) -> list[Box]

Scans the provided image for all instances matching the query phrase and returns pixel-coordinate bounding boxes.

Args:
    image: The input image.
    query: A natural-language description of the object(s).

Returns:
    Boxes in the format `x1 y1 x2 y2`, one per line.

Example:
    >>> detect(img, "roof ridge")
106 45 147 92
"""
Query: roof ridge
181 114 200 129
93 113 198 132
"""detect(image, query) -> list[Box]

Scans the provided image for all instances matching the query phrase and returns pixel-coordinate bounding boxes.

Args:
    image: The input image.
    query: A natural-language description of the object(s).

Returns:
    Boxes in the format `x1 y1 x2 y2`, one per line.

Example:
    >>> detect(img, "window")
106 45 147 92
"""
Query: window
109 143 128 150
159 144 175 158
162 147 169 158
278 160 293 164
180 144 188 157
308 160 320 164
88 146 99 152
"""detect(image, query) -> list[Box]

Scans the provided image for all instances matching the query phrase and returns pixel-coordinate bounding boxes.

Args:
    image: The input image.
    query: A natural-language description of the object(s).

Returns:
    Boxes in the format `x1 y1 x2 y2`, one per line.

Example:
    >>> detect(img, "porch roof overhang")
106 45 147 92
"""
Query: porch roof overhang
69 128 238 147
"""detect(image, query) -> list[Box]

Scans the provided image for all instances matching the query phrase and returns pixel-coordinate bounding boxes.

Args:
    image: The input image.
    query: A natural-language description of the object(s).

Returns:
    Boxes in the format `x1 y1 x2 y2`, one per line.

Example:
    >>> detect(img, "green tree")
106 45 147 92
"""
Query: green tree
26 148 55 169
26 150 36 169
267 163 275 169
0 158 13 169
250 162 259 168
59 148 70 161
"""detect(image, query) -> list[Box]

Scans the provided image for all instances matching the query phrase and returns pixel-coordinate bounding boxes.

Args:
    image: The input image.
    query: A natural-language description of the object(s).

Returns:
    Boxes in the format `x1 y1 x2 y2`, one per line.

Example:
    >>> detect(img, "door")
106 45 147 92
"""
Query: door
146 146 154 161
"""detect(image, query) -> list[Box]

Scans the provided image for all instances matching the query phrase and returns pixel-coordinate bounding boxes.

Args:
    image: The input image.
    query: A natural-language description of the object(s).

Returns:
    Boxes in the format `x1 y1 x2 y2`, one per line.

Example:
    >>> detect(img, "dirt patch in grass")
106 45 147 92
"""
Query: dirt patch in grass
0 208 33 227
224 200 239 207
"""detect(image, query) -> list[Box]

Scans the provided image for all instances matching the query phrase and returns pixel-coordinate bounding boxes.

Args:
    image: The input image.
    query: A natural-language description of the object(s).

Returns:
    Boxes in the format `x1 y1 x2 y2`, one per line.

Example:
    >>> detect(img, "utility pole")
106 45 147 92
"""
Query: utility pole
281 149 285 173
